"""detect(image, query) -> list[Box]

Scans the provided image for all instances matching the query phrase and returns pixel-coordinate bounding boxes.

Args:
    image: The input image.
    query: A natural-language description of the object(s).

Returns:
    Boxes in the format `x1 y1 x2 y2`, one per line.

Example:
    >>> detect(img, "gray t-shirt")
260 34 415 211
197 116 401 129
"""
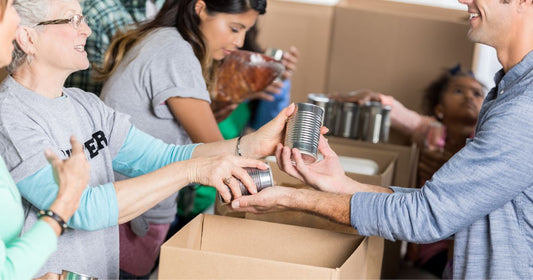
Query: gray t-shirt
0 76 131 278
101 27 210 224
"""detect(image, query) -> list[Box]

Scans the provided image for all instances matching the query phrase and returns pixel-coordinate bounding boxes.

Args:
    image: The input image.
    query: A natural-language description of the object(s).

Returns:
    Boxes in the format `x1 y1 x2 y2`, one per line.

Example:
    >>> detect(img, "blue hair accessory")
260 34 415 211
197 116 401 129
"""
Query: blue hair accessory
448 63 475 77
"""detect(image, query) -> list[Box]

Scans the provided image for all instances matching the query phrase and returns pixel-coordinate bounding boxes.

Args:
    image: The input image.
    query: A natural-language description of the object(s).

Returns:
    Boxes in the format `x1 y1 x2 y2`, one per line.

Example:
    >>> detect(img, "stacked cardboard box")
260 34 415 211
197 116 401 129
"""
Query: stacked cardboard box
256 0 474 116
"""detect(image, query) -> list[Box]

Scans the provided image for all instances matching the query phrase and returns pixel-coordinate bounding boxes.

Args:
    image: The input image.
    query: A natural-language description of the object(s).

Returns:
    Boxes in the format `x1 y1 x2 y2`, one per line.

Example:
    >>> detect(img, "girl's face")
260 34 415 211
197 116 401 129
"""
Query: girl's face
437 76 484 124
0 0 20 67
197 3 258 60
32 0 91 74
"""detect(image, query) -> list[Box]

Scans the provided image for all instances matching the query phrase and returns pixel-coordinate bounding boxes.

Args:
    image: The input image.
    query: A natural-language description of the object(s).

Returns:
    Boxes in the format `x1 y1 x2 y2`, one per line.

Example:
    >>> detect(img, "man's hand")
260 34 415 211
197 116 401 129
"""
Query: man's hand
230 186 294 213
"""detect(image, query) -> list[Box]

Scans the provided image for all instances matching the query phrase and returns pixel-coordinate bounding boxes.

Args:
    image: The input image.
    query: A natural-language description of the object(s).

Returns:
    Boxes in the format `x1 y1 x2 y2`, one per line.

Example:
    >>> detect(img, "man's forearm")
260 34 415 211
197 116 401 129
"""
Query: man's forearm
282 188 352 225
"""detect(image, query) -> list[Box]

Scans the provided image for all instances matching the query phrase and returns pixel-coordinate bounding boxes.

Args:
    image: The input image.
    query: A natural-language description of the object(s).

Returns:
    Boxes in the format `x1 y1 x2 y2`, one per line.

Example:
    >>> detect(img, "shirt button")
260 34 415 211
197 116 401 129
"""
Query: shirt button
500 90 504 95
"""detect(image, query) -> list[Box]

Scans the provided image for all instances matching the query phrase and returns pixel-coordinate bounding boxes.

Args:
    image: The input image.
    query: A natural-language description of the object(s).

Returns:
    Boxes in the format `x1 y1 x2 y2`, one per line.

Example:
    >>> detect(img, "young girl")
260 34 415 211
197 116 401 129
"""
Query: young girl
98 0 267 278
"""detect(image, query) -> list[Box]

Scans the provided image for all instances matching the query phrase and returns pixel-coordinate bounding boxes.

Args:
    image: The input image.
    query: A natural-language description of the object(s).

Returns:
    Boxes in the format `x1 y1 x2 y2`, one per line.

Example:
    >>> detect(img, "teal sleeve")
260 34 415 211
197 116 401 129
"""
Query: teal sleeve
112 126 201 177
1 220 57 280
17 167 118 231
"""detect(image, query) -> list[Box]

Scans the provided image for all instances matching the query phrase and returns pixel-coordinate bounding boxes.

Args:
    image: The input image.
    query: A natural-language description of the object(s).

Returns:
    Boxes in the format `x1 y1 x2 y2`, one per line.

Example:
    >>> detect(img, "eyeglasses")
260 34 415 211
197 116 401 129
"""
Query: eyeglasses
36 14 88 30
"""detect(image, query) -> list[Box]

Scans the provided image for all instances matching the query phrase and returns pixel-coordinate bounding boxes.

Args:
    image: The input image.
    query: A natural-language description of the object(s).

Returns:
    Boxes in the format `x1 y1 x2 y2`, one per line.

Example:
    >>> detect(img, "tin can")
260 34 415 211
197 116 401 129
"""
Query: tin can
307 93 337 135
61 270 98 280
379 105 392 143
227 163 274 200
264 47 285 82
264 47 284 61
284 102 324 163
307 93 329 109
360 102 383 143
336 102 360 139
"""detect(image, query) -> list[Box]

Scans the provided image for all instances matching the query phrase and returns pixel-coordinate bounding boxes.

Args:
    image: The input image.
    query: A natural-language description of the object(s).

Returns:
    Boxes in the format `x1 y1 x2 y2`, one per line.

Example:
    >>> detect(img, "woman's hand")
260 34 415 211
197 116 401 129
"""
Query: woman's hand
43 136 90 234
186 154 268 202
239 103 295 159
280 46 299 81
276 135 352 194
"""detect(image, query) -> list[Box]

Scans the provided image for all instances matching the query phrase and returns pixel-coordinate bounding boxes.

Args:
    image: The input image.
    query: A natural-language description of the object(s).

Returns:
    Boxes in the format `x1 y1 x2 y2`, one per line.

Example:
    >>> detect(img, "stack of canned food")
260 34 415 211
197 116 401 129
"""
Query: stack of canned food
307 93 391 143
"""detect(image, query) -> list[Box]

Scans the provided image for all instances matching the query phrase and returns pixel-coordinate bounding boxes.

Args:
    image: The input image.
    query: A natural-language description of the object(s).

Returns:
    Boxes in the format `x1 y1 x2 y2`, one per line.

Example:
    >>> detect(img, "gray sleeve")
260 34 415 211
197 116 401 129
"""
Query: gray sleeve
0 123 52 182
143 33 211 120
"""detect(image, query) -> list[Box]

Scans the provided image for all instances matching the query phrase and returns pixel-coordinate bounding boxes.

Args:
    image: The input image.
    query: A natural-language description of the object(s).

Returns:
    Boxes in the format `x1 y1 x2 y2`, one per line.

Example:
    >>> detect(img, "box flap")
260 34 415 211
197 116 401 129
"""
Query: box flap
162 213 204 249
200 215 361 268
245 209 359 235
328 137 418 187
159 247 340 279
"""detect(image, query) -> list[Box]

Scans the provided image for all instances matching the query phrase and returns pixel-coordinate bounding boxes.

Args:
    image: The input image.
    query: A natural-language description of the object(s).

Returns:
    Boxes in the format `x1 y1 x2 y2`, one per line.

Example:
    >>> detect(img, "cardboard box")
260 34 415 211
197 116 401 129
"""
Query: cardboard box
256 0 476 111
327 137 419 278
159 214 383 279
328 136 419 188
328 0 475 114
255 0 335 103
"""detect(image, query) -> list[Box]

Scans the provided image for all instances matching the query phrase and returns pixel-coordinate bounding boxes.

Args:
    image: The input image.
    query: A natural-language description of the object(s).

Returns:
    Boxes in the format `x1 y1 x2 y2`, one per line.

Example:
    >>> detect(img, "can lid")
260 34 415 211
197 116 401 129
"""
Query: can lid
265 47 284 61
307 93 330 103
342 102 357 109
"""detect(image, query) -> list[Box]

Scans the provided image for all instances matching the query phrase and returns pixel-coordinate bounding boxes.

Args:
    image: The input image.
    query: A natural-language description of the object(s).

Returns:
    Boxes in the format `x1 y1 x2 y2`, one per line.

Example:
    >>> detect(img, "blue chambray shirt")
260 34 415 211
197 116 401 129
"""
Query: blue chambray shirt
351 50 533 279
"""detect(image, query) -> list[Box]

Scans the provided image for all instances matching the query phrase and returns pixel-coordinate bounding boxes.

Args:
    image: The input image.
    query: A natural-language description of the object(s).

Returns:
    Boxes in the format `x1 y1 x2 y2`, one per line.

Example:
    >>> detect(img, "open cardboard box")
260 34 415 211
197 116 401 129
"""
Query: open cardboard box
159 214 383 279
217 143 397 232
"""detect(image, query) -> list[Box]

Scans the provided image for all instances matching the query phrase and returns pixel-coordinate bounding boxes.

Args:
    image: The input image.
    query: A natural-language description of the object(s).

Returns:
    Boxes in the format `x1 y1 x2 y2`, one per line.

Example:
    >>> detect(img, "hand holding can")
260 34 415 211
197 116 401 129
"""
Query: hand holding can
425 122 446 152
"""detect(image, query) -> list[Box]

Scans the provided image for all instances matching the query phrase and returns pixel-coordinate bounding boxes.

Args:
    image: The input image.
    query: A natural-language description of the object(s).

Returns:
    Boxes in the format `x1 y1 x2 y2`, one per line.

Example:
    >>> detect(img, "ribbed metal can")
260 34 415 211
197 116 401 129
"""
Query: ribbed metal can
227 163 273 200
307 93 337 135
238 164 274 195
379 105 392 143
336 102 360 139
360 101 383 143
284 102 324 163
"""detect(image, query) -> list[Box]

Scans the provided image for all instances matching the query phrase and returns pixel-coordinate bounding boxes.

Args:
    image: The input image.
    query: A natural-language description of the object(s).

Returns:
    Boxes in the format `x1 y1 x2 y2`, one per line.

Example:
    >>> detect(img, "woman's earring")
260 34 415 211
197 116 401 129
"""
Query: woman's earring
26 54 33 66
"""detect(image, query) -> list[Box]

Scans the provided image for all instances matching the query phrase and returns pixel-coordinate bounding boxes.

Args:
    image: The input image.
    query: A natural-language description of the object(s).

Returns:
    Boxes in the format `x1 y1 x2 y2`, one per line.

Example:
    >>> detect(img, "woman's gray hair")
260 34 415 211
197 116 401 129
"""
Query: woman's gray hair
6 0 50 74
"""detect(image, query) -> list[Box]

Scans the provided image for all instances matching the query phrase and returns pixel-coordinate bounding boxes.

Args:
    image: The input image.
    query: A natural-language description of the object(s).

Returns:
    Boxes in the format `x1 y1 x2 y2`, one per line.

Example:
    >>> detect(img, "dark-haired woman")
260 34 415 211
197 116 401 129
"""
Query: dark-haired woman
98 0 267 278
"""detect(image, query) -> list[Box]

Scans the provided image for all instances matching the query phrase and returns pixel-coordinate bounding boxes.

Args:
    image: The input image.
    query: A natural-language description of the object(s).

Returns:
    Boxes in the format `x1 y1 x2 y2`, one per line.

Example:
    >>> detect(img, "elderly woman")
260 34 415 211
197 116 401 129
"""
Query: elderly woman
1 0 90 279
1 0 292 278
